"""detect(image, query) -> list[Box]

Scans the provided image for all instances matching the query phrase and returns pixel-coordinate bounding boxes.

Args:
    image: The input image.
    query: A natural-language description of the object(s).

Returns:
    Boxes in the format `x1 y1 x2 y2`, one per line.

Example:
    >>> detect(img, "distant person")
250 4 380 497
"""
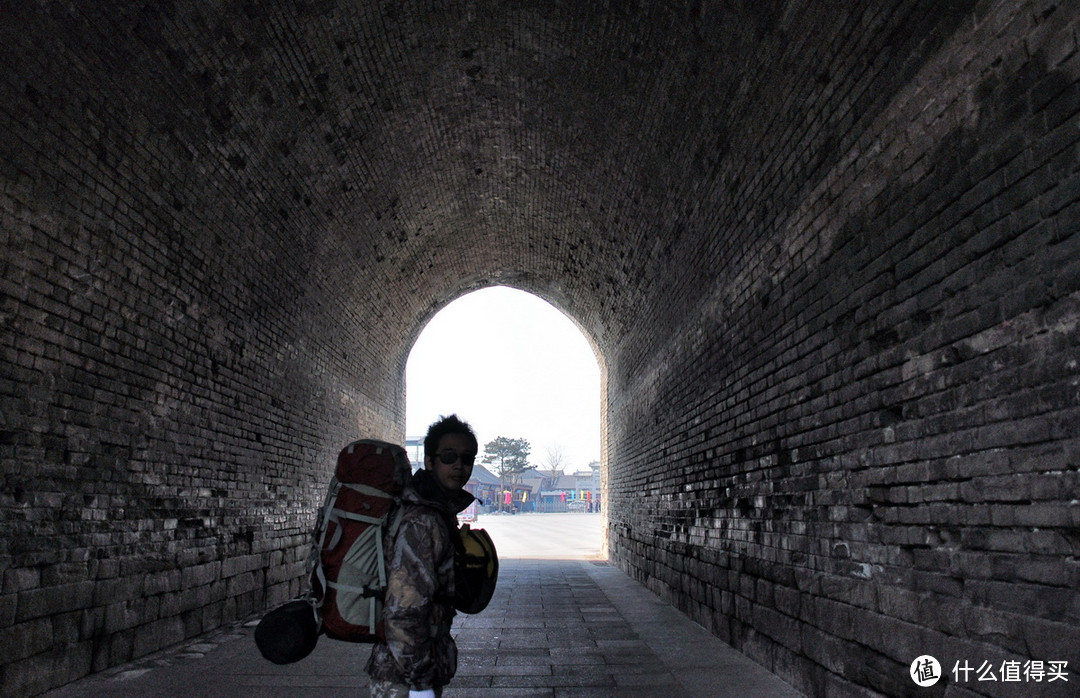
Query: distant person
365 414 477 698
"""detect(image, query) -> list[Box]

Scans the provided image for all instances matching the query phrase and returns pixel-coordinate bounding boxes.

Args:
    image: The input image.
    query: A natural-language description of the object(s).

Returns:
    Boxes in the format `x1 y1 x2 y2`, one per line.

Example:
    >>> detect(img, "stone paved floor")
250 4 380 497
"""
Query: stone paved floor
43 559 803 697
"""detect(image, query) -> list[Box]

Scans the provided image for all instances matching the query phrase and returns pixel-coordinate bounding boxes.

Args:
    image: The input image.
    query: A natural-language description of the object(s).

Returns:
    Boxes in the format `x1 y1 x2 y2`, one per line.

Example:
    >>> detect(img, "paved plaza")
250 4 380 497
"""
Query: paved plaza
43 514 802 697
466 511 607 559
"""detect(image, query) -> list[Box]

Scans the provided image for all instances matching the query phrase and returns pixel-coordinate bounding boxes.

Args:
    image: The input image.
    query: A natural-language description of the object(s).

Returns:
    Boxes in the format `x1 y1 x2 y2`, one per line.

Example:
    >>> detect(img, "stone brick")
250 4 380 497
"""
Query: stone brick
0 618 53 663
1021 616 1080 667
3 567 41 595
16 582 94 623
1 651 63 698
102 602 134 636
181 562 220 589
90 576 143 606
143 570 182 596
131 617 185 659
220 554 263 579
0 593 14 629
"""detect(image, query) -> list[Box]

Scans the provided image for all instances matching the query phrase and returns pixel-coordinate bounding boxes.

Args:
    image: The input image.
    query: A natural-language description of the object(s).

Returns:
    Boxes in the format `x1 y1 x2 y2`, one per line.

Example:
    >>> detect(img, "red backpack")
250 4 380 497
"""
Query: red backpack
308 438 412 641
255 438 497 665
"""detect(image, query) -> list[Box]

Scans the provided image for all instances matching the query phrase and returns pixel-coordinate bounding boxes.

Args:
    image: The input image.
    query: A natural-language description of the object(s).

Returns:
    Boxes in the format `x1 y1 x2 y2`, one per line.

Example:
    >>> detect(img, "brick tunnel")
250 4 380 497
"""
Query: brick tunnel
2 1 1078 696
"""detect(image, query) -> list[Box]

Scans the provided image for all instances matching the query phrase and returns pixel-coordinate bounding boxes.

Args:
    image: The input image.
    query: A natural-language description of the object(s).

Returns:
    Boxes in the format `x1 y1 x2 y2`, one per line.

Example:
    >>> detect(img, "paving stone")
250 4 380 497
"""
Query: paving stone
38 560 803 697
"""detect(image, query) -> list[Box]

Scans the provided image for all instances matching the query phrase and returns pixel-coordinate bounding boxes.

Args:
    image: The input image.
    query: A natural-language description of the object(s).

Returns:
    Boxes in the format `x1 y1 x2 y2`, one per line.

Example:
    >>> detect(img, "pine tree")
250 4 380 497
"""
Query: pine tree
482 436 531 511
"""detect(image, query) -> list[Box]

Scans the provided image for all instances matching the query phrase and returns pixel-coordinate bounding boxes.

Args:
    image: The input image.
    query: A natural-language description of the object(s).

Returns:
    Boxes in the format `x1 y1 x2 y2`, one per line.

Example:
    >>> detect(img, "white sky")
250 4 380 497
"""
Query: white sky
405 286 601 474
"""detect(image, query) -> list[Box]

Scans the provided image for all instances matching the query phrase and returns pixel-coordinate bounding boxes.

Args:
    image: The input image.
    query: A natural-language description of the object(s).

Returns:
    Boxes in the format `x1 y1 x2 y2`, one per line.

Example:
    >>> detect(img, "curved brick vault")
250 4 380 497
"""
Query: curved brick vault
2 1 1079 695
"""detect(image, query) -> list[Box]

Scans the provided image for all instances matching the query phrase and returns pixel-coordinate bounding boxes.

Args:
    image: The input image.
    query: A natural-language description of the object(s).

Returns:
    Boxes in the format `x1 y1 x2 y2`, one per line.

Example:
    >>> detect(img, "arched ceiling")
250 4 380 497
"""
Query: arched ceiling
90 0 786 359
3 0 973 399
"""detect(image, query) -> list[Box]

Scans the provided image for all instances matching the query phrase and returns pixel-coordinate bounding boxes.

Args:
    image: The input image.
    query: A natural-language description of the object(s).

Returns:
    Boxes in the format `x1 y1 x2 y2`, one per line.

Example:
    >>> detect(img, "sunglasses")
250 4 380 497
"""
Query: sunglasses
435 450 476 467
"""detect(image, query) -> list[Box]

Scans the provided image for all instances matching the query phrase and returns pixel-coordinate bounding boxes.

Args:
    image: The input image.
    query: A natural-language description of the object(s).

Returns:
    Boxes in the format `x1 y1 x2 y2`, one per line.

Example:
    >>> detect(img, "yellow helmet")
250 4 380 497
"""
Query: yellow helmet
454 525 499 614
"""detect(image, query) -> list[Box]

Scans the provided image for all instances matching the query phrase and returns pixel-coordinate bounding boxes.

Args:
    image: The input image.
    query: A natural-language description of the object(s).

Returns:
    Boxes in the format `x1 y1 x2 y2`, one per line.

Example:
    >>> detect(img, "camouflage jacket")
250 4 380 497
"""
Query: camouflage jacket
364 468 474 690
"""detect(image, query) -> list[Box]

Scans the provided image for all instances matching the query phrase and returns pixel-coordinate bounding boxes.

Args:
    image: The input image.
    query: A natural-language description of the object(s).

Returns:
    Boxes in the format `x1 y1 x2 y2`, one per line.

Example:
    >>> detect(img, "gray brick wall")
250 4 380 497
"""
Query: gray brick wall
606 1 1080 696
1 0 1077 695
1 4 405 694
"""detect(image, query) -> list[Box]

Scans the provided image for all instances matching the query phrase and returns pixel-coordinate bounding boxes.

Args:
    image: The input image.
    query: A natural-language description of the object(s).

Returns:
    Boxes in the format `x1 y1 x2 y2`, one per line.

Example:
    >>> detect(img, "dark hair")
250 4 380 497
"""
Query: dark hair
424 414 478 458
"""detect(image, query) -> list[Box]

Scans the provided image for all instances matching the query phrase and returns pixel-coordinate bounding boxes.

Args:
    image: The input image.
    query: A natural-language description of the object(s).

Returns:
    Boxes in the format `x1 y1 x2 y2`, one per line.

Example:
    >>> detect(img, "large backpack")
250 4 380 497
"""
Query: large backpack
255 438 498 664
308 438 413 642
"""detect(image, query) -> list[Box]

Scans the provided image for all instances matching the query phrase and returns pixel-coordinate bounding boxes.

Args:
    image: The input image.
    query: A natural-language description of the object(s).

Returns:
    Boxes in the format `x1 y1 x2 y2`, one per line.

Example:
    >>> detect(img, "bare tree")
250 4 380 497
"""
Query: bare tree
541 445 566 489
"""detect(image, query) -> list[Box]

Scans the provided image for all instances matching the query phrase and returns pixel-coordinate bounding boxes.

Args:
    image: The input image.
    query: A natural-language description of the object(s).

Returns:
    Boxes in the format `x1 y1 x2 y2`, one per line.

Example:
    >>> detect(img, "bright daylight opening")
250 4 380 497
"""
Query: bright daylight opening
405 286 604 560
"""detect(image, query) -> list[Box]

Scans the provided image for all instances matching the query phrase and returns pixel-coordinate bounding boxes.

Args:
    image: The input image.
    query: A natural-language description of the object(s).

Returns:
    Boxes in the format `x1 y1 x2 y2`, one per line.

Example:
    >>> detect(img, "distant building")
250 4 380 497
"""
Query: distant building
537 462 601 512
404 442 600 513
405 436 424 471
465 463 501 510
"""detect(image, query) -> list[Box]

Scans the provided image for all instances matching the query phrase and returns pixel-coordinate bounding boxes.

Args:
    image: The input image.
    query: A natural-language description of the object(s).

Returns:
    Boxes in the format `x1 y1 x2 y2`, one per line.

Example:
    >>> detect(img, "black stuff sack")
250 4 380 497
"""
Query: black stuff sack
254 599 320 664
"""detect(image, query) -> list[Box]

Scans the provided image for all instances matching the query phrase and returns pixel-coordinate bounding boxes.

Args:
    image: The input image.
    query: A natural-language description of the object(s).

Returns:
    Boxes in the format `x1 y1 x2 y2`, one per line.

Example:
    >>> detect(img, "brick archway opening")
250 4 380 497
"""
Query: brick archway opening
403 285 608 559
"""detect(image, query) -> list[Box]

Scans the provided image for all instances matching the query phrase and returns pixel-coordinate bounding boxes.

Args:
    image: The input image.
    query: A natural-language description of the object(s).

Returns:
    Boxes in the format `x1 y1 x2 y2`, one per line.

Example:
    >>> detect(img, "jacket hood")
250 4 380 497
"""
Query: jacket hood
405 468 475 516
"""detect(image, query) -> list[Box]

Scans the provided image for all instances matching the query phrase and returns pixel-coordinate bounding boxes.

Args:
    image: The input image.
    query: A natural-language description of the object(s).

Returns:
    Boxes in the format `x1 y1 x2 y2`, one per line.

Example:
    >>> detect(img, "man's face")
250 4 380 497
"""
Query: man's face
425 433 475 491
